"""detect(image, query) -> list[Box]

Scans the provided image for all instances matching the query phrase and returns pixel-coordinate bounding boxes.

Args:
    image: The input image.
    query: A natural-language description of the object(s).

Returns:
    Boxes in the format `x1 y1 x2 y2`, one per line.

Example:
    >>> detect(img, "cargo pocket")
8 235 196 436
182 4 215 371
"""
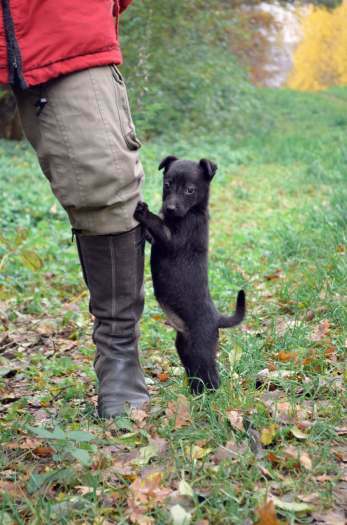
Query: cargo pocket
110 65 142 151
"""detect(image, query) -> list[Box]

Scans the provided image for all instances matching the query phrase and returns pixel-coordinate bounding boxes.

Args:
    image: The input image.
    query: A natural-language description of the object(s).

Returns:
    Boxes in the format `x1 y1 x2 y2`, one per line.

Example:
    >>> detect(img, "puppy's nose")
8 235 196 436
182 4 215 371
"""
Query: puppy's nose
166 204 176 213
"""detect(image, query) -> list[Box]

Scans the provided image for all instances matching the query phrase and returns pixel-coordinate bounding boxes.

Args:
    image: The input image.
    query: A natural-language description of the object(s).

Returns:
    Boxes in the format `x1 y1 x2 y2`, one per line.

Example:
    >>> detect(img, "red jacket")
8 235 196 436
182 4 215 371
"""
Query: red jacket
0 0 132 88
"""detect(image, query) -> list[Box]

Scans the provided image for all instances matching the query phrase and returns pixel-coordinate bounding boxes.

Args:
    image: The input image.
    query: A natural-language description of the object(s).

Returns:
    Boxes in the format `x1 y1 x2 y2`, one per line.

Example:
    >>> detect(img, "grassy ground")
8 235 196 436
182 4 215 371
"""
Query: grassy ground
0 87 346 524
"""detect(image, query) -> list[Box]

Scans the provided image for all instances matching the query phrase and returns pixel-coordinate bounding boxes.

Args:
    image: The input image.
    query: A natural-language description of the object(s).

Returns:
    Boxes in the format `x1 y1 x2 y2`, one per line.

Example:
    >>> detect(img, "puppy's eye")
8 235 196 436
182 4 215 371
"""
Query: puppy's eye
185 186 195 195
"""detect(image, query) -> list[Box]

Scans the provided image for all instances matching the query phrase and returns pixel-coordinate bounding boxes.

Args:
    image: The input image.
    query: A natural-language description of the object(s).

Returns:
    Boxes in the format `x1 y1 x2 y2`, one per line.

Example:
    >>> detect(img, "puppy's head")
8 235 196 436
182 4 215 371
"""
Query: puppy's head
158 156 217 219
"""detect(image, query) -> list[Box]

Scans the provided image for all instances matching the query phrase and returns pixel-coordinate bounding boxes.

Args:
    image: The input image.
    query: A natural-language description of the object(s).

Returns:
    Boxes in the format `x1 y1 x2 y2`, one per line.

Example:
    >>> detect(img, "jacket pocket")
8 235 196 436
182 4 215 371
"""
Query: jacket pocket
111 65 142 151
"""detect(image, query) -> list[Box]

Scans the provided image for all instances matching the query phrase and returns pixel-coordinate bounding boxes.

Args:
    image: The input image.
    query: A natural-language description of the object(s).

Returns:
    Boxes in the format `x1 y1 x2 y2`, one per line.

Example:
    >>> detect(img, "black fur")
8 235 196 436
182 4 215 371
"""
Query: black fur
134 156 246 394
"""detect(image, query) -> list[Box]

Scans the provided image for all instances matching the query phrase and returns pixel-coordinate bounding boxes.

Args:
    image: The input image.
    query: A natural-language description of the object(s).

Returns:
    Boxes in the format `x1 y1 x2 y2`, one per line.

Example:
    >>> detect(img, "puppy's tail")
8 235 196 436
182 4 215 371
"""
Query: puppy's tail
218 290 246 329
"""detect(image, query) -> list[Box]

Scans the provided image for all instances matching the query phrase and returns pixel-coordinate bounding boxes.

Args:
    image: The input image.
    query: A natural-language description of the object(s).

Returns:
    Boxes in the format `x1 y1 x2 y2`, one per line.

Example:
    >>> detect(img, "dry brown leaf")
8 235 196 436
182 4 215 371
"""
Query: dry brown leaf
33 446 55 458
276 351 298 363
258 463 274 479
297 493 319 503
131 408 149 426
284 445 312 470
158 372 169 382
275 317 296 337
312 510 345 525
263 400 294 424
148 436 168 456
306 310 315 321
127 471 172 524
264 269 284 281
333 446 347 463
315 474 335 482
166 395 191 429
36 319 58 336
0 480 24 498
324 346 337 360
255 500 283 525
293 447 310 468
267 452 281 466
4 438 42 450
57 339 78 352
75 485 101 496
227 410 244 432
212 440 248 464
311 319 330 341
275 402 293 420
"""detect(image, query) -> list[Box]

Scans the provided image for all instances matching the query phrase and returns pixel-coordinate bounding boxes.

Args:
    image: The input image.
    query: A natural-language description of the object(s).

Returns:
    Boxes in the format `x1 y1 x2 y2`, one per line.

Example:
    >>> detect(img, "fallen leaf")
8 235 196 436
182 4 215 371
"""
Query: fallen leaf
311 320 330 342
260 424 277 446
269 495 313 514
0 480 24 498
255 500 281 525
289 426 308 440
178 480 194 498
131 444 158 467
324 346 336 360
284 445 312 470
315 474 335 482
190 445 211 460
212 440 248 464
227 410 244 432
166 396 191 429
258 464 274 479
265 269 283 281
297 493 319 503
276 351 298 363
267 452 281 465
312 510 345 525
275 317 297 337
131 409 149 427
333 446 347 463
170 504 191 525
256 369 295 388
33 446 55 458
148 436 168 456
4 438 42 450
127 471 172 524
158 372 169 382
36 319 57 336
75 485 99 496
306 310 315 321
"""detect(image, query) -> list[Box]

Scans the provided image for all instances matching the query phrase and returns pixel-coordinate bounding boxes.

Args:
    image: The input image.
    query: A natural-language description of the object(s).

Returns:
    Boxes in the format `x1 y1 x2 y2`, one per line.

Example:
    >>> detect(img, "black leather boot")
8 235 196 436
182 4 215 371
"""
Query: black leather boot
74 226 149 418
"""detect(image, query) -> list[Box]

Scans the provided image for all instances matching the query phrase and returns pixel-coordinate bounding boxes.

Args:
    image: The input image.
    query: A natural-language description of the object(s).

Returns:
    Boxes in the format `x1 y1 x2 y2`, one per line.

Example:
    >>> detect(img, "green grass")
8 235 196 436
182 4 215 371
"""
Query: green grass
0 87 346 524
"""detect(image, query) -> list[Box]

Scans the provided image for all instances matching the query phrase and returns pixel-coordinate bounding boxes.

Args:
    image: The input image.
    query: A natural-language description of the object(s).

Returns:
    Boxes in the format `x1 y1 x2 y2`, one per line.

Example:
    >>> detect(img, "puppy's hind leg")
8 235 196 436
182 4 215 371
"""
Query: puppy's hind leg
175 331 192 377
187 329 220 395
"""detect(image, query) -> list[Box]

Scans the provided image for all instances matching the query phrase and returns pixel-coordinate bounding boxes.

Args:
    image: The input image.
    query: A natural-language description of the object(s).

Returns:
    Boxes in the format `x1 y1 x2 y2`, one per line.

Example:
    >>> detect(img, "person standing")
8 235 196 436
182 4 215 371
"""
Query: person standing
0 0 149 417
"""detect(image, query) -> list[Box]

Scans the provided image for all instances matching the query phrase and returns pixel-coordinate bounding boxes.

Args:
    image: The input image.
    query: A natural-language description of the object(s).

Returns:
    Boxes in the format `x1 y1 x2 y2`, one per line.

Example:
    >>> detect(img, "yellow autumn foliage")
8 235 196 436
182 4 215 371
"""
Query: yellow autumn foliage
287 0 347 91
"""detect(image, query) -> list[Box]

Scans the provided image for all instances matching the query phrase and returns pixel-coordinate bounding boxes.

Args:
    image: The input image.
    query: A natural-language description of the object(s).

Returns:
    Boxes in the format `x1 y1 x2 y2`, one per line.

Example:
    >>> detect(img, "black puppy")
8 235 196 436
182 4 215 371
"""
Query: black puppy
134 156 245 394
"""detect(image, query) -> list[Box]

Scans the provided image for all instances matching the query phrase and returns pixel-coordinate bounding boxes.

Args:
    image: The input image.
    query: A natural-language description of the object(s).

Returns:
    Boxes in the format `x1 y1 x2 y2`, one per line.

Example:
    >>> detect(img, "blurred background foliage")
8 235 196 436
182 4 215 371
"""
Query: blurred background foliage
0 0 345 141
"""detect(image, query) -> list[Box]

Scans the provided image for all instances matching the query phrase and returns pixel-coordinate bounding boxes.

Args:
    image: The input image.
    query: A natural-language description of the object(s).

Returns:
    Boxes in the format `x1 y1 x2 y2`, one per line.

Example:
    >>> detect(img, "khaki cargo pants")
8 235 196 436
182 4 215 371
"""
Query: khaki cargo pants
14 65 144 234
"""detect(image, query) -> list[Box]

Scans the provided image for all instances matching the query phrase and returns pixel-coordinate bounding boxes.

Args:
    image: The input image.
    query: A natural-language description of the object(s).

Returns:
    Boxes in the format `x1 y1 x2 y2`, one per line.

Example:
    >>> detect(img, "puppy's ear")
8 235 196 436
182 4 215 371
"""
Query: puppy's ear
158 155 178 172
199 159 217 180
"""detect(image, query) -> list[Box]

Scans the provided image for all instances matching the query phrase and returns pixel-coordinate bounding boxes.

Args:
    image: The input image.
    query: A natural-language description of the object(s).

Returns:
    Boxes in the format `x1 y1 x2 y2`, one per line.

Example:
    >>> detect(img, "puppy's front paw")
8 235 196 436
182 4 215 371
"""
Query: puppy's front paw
134 201 149 222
